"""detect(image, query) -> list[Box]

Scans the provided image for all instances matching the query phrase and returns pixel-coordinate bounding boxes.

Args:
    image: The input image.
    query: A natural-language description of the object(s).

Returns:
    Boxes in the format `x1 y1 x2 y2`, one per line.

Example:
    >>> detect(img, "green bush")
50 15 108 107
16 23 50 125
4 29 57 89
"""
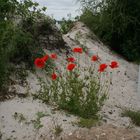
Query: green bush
0 0 47 91
10 26 45 66
0 51 8 89
80 0 140 62
0 21 14 89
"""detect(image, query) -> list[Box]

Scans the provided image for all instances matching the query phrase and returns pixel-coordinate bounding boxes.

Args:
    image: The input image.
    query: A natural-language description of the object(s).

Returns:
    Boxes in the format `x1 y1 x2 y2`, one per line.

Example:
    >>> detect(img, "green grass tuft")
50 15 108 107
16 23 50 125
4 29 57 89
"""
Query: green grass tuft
76 118 99 128
122 110 140 126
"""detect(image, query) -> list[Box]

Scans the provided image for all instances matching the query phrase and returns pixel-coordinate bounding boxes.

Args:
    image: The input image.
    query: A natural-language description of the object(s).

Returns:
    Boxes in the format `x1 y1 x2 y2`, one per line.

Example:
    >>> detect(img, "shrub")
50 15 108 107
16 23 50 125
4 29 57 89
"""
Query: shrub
0 0 47 91
0 51 8 89
33 48 118 119
80 0 140 62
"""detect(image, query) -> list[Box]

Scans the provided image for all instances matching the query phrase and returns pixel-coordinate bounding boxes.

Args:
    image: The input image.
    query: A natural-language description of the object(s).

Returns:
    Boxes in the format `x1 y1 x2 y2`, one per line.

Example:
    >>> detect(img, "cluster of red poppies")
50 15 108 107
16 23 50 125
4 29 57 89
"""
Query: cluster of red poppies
34 47 119 80
34 53 57 68
73 47 83 54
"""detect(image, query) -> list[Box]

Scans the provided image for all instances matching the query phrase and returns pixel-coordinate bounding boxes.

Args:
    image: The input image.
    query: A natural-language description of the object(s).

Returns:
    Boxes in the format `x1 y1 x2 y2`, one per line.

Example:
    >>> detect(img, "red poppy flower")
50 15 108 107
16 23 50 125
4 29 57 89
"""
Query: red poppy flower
109 61 119 69
67 57 75 62
51 73 57 80
91 55 98 61
67 63 76 71
98 63 107 72
72 47 83 53
50 53 57 59
42 55 49 62
34 58 45 68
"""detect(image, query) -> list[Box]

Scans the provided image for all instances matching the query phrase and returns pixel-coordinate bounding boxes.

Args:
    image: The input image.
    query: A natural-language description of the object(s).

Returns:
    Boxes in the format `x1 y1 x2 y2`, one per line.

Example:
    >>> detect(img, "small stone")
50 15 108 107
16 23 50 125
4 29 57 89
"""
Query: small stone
69 133 72 136
12 130 16 133
108 111 113 114
63 119 67 122
101 133 106 136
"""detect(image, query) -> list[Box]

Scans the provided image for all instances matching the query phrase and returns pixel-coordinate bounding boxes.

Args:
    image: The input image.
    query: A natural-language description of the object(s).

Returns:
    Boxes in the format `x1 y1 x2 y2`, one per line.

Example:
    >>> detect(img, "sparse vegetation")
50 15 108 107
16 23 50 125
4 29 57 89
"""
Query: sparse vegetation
76 118 99 128
53 124 63 136
13 112 26 123
32 112 49 129
122 109 140 126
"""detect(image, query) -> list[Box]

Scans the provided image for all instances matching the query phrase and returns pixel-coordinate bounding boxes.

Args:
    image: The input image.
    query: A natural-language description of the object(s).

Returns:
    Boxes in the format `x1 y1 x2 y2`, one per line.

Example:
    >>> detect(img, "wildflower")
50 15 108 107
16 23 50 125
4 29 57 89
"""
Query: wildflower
67 57 75 62
98 63 107 72
109 61 119 69
91 55 99 61
72 47 83 53
34 58 45 68
42 55 49 62
67 63 76 71
51 73 57 80
50 53 57 59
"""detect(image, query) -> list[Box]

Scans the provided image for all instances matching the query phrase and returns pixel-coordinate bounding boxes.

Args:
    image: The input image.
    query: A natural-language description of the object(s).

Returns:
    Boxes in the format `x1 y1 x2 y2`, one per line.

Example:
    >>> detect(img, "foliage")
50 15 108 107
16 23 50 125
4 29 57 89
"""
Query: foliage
76 118 98 128
0 50 8 89
53 123 63 136
0 0 47 91
122 109 140 126
59 18 74 34
80 0 140 62
32 112 49 129
44 58 56 75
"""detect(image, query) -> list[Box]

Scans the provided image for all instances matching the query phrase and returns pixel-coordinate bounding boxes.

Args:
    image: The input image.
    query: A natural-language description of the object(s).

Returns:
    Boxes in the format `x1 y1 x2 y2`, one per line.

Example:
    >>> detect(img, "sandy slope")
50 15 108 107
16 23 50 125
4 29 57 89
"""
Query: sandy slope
63 22 140 127
0 22 140 140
